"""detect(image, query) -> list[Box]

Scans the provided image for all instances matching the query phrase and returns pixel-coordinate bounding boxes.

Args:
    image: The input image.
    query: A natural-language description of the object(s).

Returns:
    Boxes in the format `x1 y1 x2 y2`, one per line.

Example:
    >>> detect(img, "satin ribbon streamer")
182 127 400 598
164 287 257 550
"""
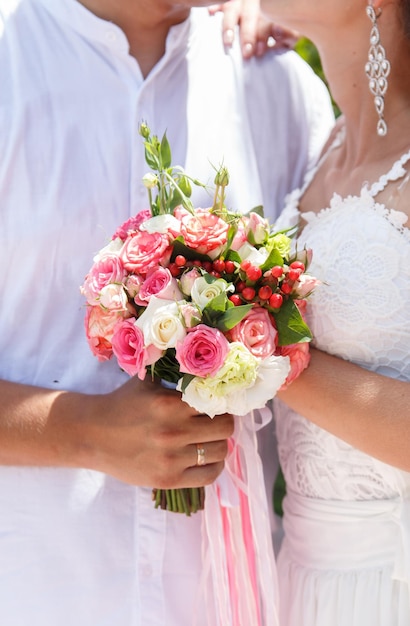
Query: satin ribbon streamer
199 408 280 626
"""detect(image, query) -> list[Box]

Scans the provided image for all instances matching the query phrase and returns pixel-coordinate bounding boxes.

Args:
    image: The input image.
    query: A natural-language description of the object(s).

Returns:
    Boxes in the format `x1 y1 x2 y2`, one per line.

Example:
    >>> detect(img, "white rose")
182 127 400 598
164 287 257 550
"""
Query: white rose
190 276 234 310
136 296 186 350
237 241 268 266
139 214 181 235
93 238 123 262
235 354 290 415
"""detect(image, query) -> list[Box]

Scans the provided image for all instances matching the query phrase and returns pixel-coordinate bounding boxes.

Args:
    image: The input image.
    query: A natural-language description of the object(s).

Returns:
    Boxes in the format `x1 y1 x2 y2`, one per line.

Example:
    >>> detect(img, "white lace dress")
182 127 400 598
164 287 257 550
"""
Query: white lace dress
273 141 410 626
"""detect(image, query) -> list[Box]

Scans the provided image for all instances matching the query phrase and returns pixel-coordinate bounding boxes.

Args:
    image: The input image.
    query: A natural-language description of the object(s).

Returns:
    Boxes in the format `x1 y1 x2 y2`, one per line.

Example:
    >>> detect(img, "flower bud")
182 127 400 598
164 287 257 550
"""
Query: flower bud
142 173 158 189
139 122 150 139
214 166 230 187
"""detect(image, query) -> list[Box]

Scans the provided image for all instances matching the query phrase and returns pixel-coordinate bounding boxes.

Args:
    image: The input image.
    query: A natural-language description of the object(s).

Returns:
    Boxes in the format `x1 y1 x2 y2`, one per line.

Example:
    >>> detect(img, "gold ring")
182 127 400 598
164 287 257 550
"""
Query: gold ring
196 444 206 466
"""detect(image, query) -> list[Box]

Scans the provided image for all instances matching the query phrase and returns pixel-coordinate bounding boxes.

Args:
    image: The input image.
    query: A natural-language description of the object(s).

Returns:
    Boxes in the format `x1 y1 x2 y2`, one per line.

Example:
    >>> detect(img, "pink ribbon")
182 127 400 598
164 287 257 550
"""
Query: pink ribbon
199 408 280 626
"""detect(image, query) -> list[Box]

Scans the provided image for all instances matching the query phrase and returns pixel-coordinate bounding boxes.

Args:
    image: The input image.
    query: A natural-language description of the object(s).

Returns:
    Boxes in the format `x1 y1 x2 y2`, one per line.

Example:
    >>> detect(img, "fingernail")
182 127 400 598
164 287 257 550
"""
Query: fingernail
224 29 234 46
242 42 253 59
267 36 276 49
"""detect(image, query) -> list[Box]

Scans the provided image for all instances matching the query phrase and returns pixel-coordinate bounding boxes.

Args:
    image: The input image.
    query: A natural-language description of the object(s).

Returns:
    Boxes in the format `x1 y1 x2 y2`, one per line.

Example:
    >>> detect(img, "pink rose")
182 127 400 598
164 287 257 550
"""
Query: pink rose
293 247 313 268
179 302 202 328
119 230 172 276
81 254 127 305
179 267 201 297
134 267 183 306
173 206 229 259
294 274 321 298
279 342 310 389
84 305 126 361
111 319 161 379
111 209 152 241
176 324 229 377
124 274 143 299
229 307 278 358
246 212 269 245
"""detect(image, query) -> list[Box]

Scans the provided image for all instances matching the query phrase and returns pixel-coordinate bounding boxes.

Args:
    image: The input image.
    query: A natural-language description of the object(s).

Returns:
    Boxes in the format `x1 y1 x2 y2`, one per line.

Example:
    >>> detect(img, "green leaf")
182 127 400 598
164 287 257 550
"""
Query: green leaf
152 349 181 382
203 291 229 315
274 299 313 346
260 246 285 272
169 189 184 211
215 303 253 332
180 373 195 393
224 222 238 252
160 133 172 169
144 144 160 171
244 205 264 218
225 249 241 264
171 238 212 263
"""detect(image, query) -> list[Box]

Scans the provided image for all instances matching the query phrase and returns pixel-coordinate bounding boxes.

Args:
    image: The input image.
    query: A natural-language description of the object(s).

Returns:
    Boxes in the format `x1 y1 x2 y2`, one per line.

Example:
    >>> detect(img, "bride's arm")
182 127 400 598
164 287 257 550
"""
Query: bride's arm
278 347 410 471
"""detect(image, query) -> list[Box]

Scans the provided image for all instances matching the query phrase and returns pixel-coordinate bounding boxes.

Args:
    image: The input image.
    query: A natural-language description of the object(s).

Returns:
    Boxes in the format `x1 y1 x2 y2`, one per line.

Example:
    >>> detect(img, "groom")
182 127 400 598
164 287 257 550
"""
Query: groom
0 0 333 624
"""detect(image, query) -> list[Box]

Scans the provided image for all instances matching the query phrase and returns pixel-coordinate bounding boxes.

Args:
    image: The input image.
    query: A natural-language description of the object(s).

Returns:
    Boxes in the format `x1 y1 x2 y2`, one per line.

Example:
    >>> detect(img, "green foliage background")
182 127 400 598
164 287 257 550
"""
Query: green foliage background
295 38 340 117
295 38 325 83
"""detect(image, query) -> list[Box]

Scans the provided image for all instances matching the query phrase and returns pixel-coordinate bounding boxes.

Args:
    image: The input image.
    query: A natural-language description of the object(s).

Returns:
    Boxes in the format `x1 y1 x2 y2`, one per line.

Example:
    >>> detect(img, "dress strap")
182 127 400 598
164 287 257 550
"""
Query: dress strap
369 149 410 197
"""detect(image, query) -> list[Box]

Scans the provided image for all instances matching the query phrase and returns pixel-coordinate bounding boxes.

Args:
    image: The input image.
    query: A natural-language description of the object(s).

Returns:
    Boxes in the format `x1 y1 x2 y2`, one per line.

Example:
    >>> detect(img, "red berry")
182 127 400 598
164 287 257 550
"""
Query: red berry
258 285 273 300
281 282 293 294
209 270 221 278
229 294 242 306
212 259 226 273
202 261 212 273
290 261 305 271
242 287 256 301
271 265 284 278
288 268 302 281
224 260 236 274
240 259 251 272
269 293 283 308
236 280 246 293
169 263 181 277
246 265 263 282
175 255 186 267
193 259 202 267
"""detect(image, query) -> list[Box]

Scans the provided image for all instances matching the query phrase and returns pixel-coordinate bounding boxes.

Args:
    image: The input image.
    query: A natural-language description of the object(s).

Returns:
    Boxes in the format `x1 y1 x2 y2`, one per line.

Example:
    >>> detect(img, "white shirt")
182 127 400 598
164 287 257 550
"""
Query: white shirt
0 1 334 624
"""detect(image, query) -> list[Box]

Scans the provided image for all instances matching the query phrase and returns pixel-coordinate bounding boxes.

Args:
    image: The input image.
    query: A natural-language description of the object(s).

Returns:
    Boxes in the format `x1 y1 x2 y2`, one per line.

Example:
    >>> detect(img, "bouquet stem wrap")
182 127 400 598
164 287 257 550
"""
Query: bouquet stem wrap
198 408 280 626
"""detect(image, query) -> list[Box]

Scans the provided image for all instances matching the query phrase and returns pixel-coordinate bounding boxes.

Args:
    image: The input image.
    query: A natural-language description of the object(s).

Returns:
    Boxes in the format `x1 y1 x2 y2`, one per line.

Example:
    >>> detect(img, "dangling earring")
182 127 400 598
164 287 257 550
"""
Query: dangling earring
364 3 390 136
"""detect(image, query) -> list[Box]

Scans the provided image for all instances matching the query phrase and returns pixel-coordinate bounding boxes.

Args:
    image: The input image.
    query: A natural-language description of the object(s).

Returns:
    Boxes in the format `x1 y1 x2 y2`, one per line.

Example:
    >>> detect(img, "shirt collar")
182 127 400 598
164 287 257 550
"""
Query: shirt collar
32 0 194 58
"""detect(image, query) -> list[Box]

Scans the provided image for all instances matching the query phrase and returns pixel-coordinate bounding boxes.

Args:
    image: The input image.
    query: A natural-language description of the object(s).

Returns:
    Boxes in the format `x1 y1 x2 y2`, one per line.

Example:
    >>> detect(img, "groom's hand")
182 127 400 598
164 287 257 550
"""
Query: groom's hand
81 376 234 487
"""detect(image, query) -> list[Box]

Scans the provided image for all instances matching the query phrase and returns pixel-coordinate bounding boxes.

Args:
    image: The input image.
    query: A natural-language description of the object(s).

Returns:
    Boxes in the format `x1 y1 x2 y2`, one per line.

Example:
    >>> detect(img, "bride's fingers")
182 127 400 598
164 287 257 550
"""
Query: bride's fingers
209 0 259 53
209 1 245 48
208 1 298 59
269 24 300 51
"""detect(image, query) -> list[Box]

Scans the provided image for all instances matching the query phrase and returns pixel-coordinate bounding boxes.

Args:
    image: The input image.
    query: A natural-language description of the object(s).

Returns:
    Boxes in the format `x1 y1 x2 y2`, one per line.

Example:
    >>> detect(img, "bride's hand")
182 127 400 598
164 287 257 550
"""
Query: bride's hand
209 0 299 59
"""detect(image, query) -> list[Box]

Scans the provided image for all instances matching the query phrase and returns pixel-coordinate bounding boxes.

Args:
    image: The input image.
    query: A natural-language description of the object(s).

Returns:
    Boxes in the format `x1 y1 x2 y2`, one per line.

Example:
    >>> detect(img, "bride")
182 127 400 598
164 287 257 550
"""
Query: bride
257 0 410 624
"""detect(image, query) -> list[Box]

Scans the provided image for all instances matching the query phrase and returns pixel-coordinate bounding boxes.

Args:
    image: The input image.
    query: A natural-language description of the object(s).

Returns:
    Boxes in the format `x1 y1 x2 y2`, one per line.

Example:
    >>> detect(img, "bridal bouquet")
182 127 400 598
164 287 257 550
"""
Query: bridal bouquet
81 124 318 514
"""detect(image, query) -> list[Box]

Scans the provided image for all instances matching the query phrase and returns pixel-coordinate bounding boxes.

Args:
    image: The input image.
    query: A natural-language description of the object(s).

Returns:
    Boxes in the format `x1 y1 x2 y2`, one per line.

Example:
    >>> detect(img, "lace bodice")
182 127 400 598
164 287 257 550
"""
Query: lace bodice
274 141 410 501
